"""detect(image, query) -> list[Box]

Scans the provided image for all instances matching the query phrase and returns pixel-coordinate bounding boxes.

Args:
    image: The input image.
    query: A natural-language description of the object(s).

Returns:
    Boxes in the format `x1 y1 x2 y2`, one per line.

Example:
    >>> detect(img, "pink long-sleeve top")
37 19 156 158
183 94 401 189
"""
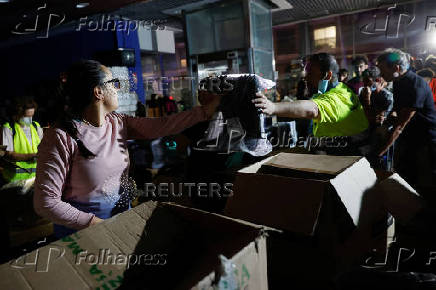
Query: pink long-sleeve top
34 108 207 230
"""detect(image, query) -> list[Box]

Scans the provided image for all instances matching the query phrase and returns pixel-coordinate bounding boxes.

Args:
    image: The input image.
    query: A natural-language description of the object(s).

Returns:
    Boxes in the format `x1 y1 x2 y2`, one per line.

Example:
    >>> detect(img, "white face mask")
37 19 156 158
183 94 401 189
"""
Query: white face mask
19 117 32 125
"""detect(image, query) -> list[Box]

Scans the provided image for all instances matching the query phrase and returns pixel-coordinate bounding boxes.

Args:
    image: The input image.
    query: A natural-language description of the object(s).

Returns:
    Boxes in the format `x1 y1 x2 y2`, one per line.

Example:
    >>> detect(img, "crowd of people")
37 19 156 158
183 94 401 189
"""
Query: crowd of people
254 48 436 271
259 48 436 188
0 48 435 275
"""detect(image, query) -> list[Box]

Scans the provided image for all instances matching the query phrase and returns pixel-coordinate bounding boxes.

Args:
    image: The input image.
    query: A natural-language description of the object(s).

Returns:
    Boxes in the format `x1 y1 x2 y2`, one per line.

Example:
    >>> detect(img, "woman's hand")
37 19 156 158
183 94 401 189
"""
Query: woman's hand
89 216 103 226
199 91 221 119
252 92 276 115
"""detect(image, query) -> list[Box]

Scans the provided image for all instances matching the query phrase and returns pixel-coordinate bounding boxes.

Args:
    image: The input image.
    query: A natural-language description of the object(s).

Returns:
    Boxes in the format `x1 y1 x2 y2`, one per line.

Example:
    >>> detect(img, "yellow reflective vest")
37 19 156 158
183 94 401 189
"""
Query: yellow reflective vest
2 122 41 182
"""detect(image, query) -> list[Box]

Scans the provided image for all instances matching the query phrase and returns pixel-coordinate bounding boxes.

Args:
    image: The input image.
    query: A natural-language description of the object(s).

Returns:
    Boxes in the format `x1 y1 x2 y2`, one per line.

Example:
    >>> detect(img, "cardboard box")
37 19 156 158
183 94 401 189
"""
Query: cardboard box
224 153 422 289
223 153 387 289
0 202 268 290
225 153 378 236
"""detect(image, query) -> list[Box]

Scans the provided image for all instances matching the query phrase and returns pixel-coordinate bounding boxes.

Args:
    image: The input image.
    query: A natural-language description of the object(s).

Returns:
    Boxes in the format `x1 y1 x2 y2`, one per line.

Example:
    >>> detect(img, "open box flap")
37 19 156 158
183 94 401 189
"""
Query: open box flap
225 173 327 236
377 173 419 196
330 158 378 225
238 155 276 174
263 153 362 175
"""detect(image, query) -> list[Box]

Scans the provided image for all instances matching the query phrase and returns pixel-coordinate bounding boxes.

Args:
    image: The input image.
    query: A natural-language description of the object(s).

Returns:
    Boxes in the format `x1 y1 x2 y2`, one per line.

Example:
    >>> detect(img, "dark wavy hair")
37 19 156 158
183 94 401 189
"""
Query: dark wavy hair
59 59 106 158
362 67 381 79
10 95 38 123
352 55 369 66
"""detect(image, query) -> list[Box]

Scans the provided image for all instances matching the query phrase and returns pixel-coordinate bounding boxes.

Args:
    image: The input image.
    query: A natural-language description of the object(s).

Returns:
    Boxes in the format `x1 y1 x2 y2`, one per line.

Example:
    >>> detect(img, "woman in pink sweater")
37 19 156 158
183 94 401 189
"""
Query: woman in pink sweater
33 60 219 238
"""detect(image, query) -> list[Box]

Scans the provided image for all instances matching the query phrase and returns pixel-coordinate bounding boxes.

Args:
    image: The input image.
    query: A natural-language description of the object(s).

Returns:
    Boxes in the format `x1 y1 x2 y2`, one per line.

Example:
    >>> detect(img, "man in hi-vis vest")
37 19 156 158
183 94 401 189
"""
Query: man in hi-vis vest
1 96 43 183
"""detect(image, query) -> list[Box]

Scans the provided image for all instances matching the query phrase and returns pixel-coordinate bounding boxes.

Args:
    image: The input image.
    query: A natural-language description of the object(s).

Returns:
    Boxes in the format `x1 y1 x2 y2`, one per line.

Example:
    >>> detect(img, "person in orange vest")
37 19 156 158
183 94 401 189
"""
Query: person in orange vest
424 55 436 107
0 96 43 183
417 68 436 108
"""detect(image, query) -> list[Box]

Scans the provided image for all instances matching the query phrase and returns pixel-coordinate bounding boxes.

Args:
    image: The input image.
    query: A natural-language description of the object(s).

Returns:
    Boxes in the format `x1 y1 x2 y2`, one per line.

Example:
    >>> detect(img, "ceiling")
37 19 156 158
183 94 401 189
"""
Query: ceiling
272 0 421 25
0 0 422 42
115 0 422 27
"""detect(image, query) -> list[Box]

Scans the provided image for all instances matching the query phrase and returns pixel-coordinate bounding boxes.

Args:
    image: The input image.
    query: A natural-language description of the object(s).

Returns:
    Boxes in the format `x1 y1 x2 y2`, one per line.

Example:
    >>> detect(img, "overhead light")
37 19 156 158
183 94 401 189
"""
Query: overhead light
271 0 293 11
162 0 221 15
429 32 436 46
76 2 90 9
0 0 12 3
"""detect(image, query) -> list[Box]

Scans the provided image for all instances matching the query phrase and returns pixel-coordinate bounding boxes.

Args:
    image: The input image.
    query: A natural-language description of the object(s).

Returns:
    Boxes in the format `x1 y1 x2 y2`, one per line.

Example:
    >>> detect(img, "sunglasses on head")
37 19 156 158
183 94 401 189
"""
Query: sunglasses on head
104 78 121 89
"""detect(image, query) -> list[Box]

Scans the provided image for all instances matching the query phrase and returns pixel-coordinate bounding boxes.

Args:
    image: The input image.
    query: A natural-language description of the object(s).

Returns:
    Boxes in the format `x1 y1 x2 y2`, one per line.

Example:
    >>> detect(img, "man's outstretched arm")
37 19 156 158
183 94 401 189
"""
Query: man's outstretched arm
252 93 319 119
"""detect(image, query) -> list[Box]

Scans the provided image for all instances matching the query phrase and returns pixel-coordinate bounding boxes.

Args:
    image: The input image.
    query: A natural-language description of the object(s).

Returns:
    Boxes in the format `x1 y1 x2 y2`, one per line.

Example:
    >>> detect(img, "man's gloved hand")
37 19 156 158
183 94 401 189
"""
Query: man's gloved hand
252 92 276 115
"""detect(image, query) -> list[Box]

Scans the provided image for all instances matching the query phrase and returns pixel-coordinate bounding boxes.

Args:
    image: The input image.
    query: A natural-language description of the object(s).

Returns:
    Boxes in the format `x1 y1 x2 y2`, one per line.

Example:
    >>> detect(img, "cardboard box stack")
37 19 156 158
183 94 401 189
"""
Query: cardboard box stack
0 202 269 290
0 153 420 289
224 153 382 288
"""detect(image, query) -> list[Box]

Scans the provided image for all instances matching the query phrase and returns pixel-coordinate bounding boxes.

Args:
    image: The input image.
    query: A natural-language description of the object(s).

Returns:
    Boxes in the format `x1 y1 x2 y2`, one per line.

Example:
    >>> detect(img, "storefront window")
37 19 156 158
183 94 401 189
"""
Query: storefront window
313 26 336 49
